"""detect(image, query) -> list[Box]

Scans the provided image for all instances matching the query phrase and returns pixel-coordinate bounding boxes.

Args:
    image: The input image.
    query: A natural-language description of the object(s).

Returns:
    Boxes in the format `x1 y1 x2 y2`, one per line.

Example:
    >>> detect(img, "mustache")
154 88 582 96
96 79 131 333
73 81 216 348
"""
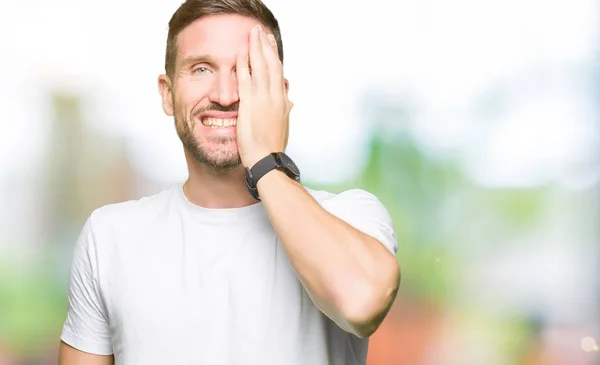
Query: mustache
192 102 239 118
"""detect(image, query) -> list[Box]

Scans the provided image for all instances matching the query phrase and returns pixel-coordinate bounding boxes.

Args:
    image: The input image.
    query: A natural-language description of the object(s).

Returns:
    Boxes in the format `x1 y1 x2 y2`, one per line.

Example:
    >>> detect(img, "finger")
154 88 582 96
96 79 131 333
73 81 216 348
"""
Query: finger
271 35 288 96
236 52 252 99
249 25 268 91
267 33 279 60
263 33 284 95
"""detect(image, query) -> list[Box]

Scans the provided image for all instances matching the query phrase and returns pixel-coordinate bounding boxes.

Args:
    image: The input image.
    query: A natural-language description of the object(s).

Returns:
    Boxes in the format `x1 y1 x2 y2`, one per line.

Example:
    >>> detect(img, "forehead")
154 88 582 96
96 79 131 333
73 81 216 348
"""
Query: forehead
177 14 259 63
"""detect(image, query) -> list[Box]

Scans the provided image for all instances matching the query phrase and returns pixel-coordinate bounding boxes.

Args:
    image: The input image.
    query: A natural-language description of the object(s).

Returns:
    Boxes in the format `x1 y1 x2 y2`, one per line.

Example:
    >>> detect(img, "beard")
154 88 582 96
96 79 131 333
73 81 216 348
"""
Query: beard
174 101 241 171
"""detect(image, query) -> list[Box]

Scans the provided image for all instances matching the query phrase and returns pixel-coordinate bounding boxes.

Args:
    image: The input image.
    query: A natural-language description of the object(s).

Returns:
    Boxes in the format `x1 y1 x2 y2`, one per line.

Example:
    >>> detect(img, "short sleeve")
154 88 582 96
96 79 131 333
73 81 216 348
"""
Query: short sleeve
322 189 398 255
60 214 113 355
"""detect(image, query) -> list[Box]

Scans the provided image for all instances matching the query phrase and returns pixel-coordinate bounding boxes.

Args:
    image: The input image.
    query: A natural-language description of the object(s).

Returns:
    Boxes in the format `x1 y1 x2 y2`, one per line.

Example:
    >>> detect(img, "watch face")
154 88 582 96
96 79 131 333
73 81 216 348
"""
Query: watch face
278 153 300 177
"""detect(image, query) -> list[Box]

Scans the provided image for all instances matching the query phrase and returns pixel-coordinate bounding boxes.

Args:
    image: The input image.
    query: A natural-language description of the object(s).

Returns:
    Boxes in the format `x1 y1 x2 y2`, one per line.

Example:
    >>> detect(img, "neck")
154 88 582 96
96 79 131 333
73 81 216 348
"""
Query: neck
183 152 258 209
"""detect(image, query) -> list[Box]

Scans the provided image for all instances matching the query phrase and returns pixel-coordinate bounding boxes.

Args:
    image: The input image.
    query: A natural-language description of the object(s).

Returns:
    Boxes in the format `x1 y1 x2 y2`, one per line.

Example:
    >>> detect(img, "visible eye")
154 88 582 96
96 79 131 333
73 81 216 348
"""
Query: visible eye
193 66 211 75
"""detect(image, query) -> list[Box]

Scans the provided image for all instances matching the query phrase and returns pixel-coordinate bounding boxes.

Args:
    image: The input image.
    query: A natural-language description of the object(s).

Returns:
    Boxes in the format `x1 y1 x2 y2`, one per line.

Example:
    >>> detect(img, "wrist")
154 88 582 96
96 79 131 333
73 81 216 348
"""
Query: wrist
244 152 301 201
256 168 287 189
243 149 272 169
256 169 299 197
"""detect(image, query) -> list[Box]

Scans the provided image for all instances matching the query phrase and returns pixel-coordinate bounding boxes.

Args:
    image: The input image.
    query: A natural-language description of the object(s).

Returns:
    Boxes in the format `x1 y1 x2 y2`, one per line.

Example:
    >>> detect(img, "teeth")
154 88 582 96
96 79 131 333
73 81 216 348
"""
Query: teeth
202 118 237 128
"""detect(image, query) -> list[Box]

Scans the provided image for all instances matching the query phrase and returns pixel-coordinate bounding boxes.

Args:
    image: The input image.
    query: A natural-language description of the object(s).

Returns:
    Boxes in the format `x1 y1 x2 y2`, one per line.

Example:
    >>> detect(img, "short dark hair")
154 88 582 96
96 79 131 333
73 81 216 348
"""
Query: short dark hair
165 0 284 78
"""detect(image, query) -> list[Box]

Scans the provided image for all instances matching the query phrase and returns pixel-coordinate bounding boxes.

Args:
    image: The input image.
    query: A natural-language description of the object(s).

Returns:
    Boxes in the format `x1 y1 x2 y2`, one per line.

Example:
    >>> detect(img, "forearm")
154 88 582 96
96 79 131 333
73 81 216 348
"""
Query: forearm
257 170 400 337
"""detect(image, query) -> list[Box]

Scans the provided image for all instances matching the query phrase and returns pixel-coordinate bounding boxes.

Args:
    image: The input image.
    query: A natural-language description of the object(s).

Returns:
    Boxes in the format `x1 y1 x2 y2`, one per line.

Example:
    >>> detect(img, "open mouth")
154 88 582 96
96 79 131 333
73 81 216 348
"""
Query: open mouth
201 118 237 128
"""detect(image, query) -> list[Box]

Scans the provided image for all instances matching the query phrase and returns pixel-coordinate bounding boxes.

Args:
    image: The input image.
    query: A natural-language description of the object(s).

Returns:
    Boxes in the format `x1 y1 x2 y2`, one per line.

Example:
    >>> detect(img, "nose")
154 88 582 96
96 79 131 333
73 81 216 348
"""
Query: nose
208 71 239 107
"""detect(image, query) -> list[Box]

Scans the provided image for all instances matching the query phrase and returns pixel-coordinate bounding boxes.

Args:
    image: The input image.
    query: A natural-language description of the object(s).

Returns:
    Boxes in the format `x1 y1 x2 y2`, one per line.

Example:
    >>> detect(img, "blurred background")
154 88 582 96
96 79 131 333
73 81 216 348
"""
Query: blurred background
0 0 599 364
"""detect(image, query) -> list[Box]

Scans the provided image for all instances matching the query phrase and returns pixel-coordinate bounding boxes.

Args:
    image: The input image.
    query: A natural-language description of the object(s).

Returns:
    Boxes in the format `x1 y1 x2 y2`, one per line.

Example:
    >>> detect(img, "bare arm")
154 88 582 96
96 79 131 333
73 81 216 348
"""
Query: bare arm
58 341 114 365
257 171 401 338
235 26 399 338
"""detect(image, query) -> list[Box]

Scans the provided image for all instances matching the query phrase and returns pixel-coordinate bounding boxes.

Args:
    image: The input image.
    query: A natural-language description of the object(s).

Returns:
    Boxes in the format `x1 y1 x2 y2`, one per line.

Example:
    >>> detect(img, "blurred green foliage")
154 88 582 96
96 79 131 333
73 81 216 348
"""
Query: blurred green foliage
0 250 67 357
308 129 549 309
308 132 465 305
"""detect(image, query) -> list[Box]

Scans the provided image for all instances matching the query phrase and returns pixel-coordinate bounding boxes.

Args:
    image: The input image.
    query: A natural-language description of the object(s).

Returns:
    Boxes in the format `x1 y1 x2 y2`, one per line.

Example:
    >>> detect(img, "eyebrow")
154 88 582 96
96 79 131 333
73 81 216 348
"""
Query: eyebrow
180 55 216 69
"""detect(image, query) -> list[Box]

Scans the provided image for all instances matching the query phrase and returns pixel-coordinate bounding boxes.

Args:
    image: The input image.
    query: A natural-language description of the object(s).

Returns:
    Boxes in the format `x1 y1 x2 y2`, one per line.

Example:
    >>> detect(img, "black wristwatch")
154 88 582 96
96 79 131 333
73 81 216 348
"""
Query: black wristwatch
245 152 301 200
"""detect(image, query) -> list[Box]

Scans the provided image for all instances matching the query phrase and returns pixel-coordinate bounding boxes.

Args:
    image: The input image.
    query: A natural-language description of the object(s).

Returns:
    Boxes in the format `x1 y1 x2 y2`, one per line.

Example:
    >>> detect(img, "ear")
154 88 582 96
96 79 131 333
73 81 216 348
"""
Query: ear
158 74 174 116
284 78 289 94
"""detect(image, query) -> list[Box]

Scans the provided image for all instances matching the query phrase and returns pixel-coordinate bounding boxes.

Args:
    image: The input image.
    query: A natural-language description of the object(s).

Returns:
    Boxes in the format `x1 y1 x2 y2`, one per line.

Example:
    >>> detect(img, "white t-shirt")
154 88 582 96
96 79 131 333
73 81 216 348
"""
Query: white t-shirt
61 183 398 365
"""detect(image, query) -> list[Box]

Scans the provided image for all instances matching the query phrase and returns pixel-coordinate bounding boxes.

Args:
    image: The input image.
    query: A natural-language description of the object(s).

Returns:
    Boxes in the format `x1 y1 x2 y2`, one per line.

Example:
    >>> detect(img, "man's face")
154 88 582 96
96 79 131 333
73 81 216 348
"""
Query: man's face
159 14 260 171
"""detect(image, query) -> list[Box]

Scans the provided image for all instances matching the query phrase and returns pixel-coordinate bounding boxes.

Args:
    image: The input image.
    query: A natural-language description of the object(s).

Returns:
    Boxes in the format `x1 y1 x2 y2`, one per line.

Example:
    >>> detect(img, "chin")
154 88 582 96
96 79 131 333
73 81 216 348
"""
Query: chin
194 147 241 170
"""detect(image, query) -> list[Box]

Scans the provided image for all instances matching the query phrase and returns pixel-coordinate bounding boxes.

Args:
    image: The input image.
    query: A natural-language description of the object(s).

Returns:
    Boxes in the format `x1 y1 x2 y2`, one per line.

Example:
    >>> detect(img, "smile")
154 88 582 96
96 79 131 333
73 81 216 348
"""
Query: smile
201 118 237 128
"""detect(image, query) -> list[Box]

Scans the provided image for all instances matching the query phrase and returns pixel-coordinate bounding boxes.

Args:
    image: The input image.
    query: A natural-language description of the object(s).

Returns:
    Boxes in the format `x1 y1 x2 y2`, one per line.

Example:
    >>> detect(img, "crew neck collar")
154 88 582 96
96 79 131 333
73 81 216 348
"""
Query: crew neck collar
175 183 266 223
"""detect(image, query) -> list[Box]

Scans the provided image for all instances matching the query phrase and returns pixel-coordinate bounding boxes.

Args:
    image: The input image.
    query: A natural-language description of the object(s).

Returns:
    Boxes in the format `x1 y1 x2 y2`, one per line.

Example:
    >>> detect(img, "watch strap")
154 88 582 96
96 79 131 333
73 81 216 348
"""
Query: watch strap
245 153 279 200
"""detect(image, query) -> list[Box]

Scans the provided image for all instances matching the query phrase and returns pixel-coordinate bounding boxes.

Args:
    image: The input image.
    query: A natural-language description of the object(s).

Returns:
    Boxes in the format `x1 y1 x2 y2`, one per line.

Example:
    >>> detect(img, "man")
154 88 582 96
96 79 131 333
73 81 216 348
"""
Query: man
58 1 400 364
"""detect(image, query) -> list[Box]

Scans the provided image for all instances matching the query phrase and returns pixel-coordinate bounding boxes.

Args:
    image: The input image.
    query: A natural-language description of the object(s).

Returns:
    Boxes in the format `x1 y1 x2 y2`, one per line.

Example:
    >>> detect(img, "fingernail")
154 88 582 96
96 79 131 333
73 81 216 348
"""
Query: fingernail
267 34 276 45
254 25 261 34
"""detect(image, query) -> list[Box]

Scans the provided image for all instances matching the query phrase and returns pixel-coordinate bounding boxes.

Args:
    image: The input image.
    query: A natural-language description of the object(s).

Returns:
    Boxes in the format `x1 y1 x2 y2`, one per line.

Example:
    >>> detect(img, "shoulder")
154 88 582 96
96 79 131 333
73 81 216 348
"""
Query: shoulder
87 184 180 234
305 186 398 254
304 186 393 225
305 186 386 210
